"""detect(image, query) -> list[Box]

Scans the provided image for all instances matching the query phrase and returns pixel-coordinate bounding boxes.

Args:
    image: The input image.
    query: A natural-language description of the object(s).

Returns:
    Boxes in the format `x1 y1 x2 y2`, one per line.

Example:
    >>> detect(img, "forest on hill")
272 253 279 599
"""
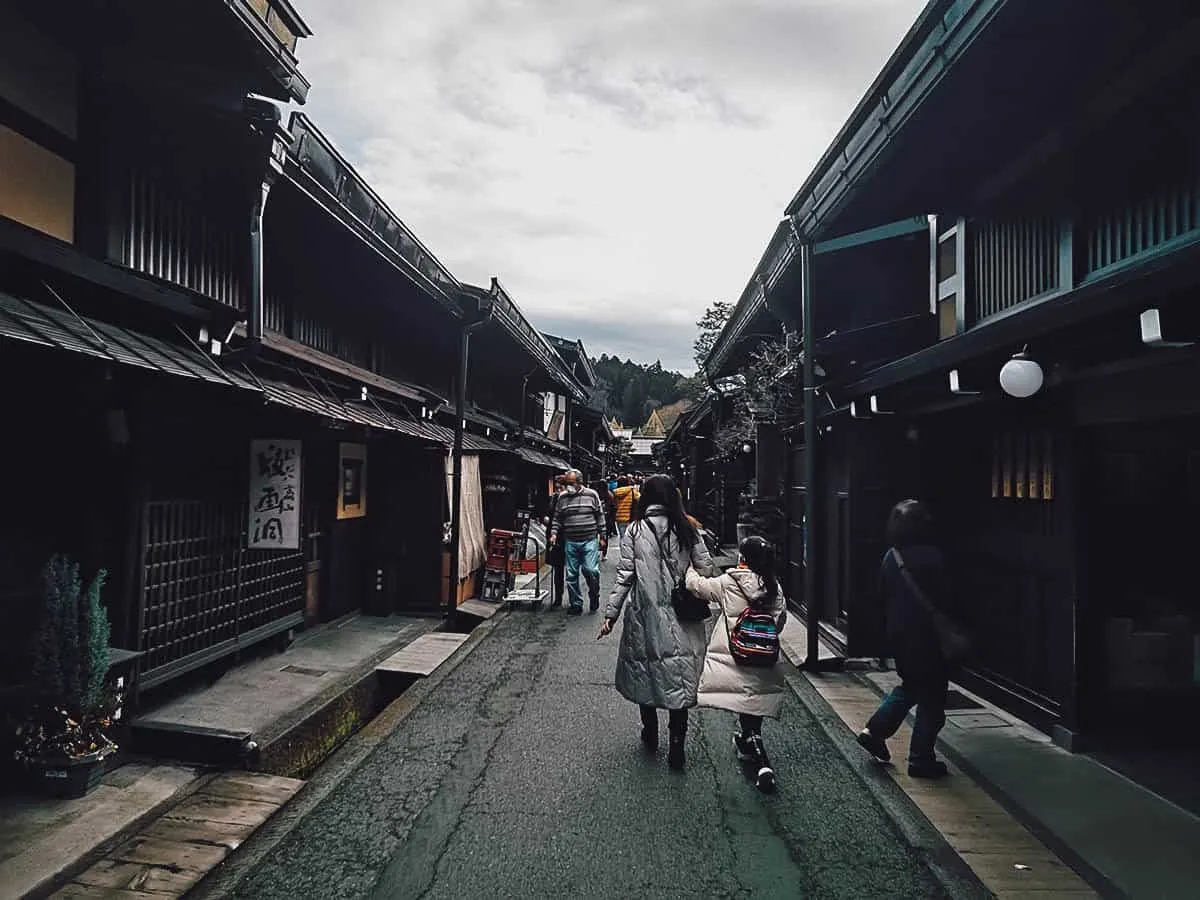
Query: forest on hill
590 355 699 427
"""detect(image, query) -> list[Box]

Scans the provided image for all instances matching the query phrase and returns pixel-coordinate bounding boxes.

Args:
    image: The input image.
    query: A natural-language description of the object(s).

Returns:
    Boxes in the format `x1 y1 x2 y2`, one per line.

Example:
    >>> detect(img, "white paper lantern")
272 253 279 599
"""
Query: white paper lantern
999 352 1043 398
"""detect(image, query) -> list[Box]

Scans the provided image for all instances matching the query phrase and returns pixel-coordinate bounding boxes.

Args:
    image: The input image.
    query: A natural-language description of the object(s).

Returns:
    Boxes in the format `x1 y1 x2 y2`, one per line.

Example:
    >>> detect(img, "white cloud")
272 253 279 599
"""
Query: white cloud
292 0 928 372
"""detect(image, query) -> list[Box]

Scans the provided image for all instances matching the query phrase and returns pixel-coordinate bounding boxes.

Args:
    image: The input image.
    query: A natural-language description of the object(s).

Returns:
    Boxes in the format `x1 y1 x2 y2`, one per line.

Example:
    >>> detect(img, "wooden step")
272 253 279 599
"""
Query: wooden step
376 633 470 678
456 598 501 620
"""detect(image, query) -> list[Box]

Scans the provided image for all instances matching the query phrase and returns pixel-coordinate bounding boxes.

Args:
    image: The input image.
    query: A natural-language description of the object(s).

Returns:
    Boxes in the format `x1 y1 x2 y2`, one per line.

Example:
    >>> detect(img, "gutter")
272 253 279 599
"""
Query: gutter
242 99 290 359
447 282 497 618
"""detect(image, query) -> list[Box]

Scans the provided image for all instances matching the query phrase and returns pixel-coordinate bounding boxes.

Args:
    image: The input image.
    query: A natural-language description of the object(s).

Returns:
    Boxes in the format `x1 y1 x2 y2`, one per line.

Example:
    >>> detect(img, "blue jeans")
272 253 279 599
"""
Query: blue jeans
564 538 600 608
866 678 947 763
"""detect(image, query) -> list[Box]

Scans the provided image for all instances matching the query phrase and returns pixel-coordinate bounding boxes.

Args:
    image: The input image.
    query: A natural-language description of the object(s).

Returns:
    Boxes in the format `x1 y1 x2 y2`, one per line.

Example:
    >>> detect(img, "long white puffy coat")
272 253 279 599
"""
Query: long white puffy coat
686 566 789 719
604 507 715 710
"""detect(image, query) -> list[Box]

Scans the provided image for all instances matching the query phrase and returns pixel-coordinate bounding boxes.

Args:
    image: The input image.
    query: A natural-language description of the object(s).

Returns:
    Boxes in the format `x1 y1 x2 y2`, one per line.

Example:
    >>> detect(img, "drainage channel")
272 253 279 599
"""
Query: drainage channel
260 609 500 781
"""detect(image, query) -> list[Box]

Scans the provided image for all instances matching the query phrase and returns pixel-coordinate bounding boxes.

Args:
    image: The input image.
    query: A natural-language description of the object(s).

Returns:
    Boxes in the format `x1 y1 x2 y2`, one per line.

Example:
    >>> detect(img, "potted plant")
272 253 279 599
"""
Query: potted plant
12 556 119 798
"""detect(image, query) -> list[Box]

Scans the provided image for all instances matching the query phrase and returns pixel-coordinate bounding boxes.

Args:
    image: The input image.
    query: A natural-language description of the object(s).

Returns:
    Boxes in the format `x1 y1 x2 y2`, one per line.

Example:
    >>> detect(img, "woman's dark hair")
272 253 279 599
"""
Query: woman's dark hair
634 474 698 548
738 535 779 605
885 499 935 548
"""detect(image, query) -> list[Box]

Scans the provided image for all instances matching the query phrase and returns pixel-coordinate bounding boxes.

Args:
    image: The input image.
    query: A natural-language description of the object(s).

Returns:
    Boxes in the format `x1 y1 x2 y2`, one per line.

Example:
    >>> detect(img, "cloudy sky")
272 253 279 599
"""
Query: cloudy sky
291 0 927 373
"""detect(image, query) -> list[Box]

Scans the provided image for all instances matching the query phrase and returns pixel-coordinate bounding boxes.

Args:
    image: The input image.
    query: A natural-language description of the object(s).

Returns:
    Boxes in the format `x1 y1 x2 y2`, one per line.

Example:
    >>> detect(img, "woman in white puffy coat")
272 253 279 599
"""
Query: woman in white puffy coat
600 475 714 771
685 535 787 791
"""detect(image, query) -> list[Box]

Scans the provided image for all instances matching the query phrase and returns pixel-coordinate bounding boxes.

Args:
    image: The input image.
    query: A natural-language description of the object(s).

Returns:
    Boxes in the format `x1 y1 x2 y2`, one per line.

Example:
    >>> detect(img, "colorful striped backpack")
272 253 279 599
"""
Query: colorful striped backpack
727 606 781 667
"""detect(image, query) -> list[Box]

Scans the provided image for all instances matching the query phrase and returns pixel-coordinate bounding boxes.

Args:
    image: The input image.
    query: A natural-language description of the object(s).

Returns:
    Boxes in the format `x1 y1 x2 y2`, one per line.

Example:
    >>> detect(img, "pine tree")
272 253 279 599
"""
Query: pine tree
30 557 110 715
80 569 110 714
32 556 70 704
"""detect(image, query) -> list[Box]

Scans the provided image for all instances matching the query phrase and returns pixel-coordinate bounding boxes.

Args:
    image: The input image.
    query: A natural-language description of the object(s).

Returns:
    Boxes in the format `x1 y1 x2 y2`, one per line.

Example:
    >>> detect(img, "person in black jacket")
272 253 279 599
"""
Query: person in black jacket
543 475 567 607
856 499 959 779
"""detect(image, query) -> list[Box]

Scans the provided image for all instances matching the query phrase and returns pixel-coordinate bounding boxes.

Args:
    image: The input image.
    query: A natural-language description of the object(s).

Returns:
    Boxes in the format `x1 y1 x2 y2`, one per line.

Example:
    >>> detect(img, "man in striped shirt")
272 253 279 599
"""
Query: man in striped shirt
550 469 607 615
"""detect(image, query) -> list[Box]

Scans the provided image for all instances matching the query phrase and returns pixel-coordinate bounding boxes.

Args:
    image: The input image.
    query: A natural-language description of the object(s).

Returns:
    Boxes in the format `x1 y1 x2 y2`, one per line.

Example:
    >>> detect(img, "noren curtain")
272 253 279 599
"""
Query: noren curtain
446 452 487 579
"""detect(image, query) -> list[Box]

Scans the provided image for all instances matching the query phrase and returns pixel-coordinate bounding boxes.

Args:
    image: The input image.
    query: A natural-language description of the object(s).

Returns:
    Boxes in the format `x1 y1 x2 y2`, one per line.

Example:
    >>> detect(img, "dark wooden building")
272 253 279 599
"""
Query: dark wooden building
698 0 1200 755
0 0 592 706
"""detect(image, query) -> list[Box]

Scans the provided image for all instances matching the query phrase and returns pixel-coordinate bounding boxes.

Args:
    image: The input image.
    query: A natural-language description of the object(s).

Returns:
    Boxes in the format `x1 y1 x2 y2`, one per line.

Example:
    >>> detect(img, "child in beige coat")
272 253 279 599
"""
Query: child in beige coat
685 535 787 792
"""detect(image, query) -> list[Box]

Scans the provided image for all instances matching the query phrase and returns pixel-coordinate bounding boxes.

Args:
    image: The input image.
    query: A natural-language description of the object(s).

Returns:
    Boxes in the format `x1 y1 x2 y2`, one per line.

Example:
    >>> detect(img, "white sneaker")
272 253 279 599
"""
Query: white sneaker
756 765 776 792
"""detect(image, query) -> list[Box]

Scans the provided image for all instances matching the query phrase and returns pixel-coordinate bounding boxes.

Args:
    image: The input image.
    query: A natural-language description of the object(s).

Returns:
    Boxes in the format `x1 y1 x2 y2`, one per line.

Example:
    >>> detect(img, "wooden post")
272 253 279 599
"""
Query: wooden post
800 241 822 669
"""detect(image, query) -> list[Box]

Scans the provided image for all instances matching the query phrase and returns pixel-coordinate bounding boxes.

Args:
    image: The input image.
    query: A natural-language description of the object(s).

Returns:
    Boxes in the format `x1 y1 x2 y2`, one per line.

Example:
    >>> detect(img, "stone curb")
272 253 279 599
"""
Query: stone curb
186 606 513 899
23 770 216 900
778 652 993 900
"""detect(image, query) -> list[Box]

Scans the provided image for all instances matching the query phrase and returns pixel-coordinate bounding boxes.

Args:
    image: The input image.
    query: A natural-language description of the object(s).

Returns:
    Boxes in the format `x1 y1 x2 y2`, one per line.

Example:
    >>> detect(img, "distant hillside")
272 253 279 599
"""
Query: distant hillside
592 355 698 427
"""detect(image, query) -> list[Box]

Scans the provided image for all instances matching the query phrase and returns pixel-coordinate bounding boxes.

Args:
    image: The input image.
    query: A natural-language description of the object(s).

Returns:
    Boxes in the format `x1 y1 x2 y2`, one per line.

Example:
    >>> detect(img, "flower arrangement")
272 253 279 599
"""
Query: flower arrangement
12 556 118 766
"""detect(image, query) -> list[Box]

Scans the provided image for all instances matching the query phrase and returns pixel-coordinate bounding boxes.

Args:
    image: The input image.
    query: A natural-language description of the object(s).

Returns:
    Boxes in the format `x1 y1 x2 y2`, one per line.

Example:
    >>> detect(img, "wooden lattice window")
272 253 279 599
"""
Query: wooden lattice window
991 430 1054 500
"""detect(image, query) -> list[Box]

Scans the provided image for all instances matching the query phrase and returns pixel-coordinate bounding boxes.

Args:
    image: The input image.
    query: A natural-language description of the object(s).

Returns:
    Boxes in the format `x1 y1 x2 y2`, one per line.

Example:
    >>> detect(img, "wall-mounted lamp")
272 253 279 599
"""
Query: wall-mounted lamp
999 348 1043 398
741 442 754 455
360 386 369 402
949 369 980 396
869 395 894 415
1140 308 1193 348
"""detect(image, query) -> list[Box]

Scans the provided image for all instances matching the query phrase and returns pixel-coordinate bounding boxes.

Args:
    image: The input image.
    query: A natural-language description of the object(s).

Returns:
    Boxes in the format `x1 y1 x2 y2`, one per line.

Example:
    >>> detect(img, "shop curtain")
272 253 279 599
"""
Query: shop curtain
446 452 487 579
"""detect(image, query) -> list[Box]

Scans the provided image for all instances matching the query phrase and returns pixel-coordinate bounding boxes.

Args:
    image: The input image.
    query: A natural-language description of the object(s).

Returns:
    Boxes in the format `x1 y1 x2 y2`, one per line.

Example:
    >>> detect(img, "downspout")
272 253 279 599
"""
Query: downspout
517 367 539 447
248 178 273 346
245 98 288 355
447 284 496 618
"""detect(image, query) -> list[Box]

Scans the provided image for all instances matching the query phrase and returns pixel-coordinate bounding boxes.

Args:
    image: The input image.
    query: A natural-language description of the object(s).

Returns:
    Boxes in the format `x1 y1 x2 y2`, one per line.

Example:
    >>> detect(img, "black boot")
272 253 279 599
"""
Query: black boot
667 710 688 770
667 732 685 770
639 706 658 752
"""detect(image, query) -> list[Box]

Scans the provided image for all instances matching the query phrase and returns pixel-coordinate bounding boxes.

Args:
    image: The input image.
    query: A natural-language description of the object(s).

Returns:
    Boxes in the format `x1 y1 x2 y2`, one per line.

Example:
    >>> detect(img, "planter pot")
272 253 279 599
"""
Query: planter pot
30 743 116 799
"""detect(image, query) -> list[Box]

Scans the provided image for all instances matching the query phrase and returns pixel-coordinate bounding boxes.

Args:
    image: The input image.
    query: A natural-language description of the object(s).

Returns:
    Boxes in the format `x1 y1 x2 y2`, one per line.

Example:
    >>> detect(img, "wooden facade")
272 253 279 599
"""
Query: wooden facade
692 0 1200 751
0 0 589 709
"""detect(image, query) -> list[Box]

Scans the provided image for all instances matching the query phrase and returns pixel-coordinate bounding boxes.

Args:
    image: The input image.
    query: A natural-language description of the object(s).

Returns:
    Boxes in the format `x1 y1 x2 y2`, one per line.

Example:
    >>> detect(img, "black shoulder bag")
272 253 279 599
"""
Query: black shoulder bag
646 520 710 622
891 548 971 665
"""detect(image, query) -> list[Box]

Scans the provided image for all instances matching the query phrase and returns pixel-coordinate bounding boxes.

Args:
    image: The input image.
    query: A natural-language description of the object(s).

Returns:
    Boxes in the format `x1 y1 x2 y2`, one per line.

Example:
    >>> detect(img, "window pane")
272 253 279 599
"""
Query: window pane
938 294 958 340
0 124 74 243
265 8 298 53
937 234 957 281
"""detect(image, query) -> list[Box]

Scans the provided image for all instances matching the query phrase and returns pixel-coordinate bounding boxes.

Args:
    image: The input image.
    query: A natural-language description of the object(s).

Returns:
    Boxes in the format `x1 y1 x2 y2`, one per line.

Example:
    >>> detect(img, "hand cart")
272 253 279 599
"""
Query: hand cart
481 511 545 608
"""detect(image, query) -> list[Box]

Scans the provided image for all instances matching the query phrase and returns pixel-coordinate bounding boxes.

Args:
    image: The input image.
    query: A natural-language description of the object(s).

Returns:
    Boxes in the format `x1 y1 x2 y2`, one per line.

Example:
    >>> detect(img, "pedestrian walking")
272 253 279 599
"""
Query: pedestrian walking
598 474 715 770
612 476 639 539
685 535 787 792
856 499 965 778
543 475 567 608
594 479 617 557
550 469 607 614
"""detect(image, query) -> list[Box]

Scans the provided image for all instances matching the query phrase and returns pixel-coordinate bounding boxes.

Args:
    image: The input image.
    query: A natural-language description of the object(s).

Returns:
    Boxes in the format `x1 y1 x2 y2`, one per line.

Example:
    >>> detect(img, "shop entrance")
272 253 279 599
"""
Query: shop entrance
1077 416 1200 816
1079 418 1200 740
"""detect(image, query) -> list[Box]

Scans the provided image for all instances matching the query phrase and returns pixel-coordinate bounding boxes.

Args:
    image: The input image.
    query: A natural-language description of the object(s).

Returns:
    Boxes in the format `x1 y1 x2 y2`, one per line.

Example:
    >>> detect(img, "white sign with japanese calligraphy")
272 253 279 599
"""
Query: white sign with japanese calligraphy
249 439 302 550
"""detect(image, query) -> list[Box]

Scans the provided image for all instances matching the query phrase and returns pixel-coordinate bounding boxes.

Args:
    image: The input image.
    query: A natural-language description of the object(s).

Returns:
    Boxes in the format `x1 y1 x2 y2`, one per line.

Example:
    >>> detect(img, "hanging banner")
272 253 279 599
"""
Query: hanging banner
249 439 302 549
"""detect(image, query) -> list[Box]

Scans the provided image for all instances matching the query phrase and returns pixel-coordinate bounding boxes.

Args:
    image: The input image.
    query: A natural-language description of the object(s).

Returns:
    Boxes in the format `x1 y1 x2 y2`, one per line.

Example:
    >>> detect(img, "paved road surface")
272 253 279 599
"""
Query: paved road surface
215 555 971 899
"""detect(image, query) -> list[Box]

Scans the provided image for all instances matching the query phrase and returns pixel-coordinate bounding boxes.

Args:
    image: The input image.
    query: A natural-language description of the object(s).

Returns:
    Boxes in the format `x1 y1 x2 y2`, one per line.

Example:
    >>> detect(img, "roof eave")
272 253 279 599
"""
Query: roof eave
784 0 1004 235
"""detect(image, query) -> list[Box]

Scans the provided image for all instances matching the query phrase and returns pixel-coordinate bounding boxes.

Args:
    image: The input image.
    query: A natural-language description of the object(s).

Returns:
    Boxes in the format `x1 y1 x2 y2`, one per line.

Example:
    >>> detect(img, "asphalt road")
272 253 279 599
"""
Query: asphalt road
211 555 979 900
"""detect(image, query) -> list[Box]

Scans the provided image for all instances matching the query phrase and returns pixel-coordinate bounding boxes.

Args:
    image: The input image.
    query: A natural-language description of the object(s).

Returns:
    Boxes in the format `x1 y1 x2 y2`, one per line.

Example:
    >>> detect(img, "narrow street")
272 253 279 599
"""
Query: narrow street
203 556 973 900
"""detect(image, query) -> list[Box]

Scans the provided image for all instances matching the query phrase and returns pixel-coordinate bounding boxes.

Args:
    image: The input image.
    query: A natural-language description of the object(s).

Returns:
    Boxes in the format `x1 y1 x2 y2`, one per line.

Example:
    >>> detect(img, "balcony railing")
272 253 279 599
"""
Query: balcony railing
1080 178 1200 279
963 176 1200 329
969 217 1061 322
120 166 247 310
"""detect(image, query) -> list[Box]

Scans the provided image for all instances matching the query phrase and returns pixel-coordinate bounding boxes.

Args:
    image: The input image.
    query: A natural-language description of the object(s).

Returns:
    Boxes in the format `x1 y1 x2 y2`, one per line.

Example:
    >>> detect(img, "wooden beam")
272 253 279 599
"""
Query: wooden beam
813 215 929 256
255 328 435 403
0 216 235 324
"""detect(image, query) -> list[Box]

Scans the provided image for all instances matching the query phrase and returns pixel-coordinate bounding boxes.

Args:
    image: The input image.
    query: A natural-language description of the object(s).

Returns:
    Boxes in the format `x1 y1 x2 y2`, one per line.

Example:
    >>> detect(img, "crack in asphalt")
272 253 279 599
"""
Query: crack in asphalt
370 617 554 900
